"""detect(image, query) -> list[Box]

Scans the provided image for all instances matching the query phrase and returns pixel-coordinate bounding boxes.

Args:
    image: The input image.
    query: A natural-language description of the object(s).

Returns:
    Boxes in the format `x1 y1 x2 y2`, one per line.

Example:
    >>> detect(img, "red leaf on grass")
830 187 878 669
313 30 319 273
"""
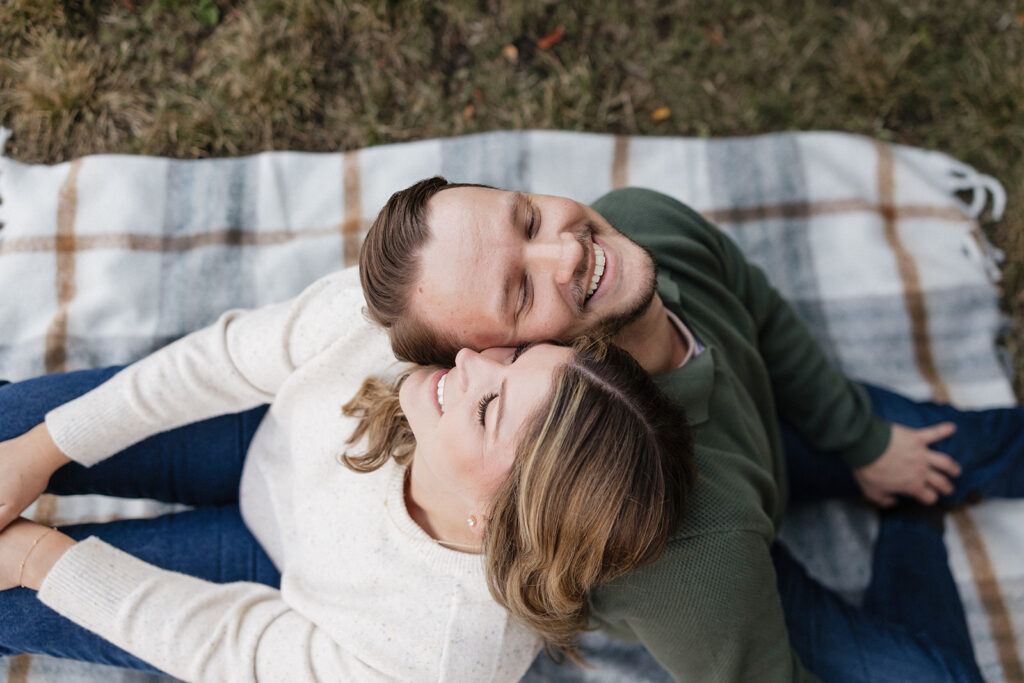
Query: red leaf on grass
537 26 565 50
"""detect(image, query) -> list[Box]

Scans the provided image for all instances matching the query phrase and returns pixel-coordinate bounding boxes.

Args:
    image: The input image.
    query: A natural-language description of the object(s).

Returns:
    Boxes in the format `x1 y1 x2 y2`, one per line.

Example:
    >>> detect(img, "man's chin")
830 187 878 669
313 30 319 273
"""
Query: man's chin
591 277 658 340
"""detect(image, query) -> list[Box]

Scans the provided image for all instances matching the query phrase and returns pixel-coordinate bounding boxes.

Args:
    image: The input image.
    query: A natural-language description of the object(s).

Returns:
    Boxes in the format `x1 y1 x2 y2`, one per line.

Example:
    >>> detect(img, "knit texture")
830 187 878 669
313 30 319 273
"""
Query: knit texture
40 267 541 682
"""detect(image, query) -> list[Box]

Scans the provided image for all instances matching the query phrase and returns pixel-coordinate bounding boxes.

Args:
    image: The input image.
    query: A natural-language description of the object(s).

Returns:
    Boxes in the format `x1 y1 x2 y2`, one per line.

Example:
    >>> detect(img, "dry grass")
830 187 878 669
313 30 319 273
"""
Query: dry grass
2 0 1023 386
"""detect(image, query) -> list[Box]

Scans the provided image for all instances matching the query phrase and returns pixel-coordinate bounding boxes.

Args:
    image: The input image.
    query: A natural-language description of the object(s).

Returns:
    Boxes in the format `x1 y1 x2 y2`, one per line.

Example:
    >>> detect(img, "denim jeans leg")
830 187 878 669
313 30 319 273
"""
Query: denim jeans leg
779 385 987 682
861 382 1024 503
0 506 281 671
780 419 860 504
0 367 269 505
863 510 983 682
773 542 981 683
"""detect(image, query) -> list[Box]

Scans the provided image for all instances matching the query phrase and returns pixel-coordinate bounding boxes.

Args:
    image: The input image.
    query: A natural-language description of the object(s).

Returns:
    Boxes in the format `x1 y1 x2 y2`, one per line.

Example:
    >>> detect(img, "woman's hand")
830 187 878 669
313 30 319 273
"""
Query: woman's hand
0 423 71 531
0 518 76 591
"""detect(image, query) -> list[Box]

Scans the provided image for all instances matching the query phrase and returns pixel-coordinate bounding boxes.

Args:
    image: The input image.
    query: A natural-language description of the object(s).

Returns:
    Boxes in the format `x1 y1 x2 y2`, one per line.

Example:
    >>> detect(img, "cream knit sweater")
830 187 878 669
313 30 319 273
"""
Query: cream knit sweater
38 267 541 682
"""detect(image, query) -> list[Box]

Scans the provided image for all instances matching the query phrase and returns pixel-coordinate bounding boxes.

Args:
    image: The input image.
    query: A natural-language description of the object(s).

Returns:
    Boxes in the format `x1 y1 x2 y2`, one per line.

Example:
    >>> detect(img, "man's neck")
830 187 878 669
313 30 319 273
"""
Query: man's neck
612 295 689 374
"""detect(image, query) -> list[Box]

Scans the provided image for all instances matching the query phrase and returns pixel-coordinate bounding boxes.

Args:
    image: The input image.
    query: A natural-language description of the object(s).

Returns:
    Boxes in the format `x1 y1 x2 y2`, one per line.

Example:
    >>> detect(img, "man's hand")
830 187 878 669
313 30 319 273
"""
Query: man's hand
0 424 71 531
853 422 961 507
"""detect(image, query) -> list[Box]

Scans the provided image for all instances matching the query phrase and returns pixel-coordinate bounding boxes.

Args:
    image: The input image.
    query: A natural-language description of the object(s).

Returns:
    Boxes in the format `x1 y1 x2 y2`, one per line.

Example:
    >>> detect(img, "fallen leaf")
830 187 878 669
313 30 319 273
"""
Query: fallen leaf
473 88 485 103
537 25 565 50
463 104 476 120
702 26 725 44
651 106 671 123
502 44 519 61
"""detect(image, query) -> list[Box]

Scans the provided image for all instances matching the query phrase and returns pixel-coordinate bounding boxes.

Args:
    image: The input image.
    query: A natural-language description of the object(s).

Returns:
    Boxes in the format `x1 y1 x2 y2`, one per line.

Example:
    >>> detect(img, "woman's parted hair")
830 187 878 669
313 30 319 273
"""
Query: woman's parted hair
340 337 696 664
359 175 490 367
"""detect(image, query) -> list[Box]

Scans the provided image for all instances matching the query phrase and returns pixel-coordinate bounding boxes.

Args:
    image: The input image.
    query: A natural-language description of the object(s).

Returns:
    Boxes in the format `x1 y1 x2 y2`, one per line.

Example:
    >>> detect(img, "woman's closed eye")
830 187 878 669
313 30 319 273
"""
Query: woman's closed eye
477 392 498 427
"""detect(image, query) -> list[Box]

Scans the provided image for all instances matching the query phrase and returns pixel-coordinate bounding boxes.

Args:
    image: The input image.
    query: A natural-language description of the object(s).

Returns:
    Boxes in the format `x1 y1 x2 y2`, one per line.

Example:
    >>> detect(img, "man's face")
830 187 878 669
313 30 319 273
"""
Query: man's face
411 186 657 349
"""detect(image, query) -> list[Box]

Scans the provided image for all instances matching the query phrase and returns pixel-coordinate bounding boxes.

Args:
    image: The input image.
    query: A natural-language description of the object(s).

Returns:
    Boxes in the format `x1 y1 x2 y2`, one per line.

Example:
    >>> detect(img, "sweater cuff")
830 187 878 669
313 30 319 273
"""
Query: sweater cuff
839 416 892 470
37 536 157 636
45 373 144 467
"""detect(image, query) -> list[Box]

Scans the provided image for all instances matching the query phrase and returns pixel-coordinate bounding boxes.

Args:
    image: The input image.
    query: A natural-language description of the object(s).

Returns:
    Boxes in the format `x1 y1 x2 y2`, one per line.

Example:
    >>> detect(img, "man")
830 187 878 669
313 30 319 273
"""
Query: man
360 177 1024 681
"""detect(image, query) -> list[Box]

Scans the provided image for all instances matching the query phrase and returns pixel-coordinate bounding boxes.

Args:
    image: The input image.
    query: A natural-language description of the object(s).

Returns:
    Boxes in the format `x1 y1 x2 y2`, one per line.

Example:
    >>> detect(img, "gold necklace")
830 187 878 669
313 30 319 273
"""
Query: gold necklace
384 473 482 554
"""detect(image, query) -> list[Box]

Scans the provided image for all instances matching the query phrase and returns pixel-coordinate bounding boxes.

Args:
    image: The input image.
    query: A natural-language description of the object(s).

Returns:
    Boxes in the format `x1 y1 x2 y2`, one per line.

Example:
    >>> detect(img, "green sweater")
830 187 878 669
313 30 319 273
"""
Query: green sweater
589 188 892 682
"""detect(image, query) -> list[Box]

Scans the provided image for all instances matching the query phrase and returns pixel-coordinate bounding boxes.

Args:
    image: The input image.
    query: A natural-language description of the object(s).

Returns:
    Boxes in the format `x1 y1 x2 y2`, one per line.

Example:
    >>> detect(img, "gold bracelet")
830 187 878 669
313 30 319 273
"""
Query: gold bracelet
18 527 57 588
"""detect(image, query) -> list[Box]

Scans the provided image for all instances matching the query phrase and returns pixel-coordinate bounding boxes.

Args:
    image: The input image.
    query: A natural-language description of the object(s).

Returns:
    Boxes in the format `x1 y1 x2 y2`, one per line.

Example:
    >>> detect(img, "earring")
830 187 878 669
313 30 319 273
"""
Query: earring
467 515 478 528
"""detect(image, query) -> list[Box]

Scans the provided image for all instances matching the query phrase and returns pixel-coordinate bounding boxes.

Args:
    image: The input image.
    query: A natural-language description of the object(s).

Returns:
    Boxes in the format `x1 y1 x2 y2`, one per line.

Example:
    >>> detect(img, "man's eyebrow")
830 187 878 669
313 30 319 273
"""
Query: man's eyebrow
500 192 527 328
499 273 514 327
508 191 525 228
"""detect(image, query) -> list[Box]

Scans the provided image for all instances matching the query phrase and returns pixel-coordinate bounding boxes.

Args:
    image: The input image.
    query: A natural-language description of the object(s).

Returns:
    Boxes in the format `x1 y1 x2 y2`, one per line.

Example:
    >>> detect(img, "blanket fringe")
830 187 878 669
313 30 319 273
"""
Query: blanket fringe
893 143 1007 283
946 162 1008 283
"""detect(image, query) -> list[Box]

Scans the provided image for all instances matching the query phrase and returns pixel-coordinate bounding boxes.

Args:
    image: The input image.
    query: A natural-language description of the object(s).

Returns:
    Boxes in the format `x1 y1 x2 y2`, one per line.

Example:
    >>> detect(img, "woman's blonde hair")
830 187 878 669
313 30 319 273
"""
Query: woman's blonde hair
340 338 695 664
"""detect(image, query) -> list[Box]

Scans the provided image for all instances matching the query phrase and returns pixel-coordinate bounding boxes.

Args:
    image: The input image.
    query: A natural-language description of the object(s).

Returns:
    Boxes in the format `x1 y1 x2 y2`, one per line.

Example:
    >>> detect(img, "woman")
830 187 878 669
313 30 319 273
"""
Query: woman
0 268 695 681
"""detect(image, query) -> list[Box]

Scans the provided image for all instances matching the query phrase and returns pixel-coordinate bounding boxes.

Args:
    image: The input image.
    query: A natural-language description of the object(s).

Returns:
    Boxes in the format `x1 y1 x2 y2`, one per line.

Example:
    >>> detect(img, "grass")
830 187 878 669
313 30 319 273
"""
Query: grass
2 0 1023 387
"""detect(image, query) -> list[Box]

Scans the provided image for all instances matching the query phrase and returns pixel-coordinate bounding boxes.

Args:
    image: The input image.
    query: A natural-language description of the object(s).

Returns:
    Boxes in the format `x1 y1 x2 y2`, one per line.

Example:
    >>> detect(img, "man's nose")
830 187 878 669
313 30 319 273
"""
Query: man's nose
525 231 583 286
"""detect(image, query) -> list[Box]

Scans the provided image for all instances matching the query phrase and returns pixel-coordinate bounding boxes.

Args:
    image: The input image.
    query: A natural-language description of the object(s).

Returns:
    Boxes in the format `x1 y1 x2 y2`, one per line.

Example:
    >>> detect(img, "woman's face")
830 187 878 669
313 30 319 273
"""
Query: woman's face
399 343 572 512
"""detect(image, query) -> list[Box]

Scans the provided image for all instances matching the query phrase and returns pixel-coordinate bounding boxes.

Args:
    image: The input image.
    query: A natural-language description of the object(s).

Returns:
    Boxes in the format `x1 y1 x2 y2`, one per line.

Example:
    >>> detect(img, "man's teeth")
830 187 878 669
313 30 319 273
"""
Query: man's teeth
586 244 606 300
436 372 447 413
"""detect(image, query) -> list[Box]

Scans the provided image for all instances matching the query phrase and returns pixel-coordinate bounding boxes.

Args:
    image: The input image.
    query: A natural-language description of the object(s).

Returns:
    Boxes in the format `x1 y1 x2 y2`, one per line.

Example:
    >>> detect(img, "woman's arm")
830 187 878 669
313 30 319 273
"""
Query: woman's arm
0 424 70 530
3 526 523 683
0 518 76 591
0 526 389 682
45 267 378 467
0 268 379 530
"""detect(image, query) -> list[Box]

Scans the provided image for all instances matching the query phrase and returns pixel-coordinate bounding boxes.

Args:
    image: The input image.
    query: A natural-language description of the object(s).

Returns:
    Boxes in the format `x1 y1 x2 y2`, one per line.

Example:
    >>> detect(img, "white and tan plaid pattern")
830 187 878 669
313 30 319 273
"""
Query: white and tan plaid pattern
0 129 1019 682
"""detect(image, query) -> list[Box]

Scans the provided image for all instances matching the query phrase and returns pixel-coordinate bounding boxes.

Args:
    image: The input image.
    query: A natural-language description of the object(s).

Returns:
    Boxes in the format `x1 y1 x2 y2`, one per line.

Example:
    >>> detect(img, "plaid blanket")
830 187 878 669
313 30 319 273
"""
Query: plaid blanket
0 128 1019 682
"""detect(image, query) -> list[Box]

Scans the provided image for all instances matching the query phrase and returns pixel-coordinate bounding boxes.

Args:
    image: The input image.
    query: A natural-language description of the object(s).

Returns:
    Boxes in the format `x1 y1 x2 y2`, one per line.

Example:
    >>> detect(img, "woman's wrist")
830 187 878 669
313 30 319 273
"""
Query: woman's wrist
27 422 72 474
21 529 76 591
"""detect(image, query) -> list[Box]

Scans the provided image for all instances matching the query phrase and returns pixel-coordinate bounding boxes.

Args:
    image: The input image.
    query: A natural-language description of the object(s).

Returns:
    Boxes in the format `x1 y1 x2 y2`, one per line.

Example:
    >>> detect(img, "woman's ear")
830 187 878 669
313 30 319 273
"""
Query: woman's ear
466 512 487 540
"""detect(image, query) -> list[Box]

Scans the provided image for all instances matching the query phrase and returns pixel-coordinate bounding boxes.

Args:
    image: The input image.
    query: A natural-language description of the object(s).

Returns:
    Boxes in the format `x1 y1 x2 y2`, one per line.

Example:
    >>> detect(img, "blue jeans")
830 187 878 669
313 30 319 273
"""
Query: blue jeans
1 371 1019 679
775 383 1024 683
0 367 279 672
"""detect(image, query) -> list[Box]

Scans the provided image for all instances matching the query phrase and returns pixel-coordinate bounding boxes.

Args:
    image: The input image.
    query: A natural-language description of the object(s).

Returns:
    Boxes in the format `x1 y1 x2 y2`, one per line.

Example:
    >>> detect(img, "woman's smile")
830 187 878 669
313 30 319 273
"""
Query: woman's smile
433 370 449 415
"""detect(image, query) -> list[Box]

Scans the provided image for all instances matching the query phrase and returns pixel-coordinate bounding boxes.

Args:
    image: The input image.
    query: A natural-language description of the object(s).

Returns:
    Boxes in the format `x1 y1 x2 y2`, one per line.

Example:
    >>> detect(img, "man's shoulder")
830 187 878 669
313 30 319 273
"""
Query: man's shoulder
590 187 713 240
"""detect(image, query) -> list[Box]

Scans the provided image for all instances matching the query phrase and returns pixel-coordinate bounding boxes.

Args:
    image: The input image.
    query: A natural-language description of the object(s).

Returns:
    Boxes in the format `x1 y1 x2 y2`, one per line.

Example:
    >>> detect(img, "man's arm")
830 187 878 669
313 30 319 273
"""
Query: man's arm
594 188 958 504
703 208 960 504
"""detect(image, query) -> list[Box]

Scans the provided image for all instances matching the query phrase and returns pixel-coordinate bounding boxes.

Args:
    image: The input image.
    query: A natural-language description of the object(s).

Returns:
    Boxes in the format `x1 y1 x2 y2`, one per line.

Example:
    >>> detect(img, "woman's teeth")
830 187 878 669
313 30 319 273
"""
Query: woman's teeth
586 244 606 301
436 372 447 413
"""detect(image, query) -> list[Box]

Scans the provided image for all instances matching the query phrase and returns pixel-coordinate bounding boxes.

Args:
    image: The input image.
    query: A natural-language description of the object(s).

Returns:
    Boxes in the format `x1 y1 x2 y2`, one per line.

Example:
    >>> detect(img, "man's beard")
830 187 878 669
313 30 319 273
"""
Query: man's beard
590 242 658 338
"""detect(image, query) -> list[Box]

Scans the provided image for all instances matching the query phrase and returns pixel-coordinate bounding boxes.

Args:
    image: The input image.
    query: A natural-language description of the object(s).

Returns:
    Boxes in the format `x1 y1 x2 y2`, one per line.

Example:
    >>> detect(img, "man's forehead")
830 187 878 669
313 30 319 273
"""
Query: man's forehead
429 184 508 216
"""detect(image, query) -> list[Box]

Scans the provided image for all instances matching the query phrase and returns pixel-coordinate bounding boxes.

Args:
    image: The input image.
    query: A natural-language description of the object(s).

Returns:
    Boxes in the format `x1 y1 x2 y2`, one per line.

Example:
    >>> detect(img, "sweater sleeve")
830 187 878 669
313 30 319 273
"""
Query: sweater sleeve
591 532 819 683
593 188 890 470
705 217 891 469
38 537 391 682
45 267 377 467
